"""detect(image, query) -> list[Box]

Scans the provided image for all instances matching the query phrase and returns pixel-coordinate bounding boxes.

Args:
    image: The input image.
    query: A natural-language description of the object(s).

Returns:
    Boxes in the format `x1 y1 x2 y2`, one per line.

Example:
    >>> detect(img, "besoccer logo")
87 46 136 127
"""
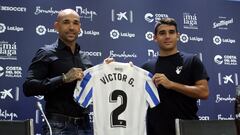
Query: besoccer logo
0 23 6 33
180 34 189 43
145 32 154 41
110 29 120 39
36 25 46 35
78 28 83 37
213 36 221 45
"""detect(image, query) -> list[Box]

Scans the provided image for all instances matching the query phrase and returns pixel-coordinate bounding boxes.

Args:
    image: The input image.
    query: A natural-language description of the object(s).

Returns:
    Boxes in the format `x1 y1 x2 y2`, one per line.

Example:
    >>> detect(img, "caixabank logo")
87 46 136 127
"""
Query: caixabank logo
217 73 238 86
0 87 20 101
111 9 133 23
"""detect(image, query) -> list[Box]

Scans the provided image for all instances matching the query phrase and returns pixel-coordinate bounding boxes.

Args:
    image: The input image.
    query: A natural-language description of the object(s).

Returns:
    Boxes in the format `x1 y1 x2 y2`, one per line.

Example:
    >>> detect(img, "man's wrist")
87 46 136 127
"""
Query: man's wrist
62 73 67 83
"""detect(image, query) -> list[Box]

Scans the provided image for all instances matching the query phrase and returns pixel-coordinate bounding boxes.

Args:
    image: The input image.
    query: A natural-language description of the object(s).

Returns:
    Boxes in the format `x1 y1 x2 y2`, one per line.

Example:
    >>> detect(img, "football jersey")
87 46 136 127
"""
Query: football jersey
74 62 160 135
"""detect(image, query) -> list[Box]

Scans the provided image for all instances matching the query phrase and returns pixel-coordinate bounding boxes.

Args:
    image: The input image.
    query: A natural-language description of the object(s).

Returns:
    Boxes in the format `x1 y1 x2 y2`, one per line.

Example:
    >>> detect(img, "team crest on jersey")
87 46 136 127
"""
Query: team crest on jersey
176 66 183 74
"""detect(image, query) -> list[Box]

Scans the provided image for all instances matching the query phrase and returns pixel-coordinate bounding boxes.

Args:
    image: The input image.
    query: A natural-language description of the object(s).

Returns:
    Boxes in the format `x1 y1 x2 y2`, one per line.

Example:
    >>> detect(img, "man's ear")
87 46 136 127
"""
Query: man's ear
153 35 157 42
177 32 180 40
54 22 59 32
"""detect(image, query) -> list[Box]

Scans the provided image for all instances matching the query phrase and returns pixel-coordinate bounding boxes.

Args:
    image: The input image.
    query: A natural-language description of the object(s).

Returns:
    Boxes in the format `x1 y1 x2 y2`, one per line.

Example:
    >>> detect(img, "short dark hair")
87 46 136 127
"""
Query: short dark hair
154 17 178 35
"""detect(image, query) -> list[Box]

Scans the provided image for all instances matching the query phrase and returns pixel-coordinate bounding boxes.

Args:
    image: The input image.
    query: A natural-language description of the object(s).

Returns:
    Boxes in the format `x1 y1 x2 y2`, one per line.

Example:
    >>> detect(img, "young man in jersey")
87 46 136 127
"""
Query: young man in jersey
141 17 210 135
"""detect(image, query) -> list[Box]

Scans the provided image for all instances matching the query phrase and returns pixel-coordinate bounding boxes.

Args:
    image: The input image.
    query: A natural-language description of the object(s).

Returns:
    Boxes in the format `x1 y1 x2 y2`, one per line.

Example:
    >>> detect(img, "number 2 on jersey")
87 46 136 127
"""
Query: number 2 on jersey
109 90 127 128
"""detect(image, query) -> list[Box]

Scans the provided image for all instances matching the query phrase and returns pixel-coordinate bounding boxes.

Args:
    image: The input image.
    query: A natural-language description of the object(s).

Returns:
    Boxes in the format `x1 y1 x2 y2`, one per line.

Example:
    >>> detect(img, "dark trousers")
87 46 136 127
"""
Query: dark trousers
43 113 93 135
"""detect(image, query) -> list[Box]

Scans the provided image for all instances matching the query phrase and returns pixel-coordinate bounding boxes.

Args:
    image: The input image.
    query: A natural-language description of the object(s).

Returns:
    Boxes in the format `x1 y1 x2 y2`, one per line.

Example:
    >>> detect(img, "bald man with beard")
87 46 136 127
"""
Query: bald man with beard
23 9 93 135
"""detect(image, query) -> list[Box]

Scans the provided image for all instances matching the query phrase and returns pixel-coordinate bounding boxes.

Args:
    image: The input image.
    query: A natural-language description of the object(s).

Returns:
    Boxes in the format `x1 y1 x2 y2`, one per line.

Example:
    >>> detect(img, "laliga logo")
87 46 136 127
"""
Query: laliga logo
36 25 46 35
78 28 83 37
213 35 221 45
110 29 120 39
214 55 223 65
144 13 154 23
0 66 4 77
180 33 189 43
0 23 6 33
145 31 154 41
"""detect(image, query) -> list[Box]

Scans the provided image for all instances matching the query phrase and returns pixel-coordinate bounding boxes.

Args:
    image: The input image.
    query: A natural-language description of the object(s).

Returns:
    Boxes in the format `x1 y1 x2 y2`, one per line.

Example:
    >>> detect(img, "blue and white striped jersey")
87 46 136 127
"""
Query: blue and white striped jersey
74 62 160 135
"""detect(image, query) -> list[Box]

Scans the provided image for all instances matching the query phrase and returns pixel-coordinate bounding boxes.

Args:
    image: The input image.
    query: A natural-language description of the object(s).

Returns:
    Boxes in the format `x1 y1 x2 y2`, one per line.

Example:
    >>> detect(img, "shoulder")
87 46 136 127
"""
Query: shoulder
179 51 200 63
32 42 57 62
141 58 157 67
39 41 58 53
79 51 93 69
179 51 195 58
141 58 157 74
133 64 154 78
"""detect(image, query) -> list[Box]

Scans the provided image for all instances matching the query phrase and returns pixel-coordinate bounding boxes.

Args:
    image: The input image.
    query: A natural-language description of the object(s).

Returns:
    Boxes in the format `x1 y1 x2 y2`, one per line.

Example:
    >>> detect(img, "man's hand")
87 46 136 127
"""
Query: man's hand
104 57 115 64
63 68 84 83
153 73 173 89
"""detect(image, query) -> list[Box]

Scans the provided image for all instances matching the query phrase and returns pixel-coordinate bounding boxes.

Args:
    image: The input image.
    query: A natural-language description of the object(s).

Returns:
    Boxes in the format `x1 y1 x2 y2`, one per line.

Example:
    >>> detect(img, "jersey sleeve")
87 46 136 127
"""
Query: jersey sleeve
73 69 94 108
145 72 160 108
192 55 209 81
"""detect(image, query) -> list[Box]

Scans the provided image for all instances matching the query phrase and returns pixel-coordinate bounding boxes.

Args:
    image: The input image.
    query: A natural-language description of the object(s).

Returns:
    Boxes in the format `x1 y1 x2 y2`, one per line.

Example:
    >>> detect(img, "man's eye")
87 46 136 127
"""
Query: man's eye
63 21 69 24
159 32 165 35
73 22 80 25
169 31 176 34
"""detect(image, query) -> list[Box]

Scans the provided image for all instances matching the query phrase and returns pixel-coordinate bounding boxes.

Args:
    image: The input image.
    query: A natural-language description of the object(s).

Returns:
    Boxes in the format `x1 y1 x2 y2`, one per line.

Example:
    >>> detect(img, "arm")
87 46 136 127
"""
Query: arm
153 55 210 100
22 49 63 96
23 49 84 97
153 73 209 99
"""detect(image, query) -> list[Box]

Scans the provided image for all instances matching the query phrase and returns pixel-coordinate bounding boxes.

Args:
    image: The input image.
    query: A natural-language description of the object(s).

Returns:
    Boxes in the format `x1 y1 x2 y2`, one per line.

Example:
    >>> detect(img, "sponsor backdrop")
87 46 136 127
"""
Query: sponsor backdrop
0 0 239 134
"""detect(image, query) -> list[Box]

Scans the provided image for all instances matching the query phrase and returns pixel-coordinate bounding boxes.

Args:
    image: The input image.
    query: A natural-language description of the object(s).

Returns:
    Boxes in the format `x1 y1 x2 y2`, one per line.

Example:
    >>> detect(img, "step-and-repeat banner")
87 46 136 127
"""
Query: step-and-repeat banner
0 0 239 134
